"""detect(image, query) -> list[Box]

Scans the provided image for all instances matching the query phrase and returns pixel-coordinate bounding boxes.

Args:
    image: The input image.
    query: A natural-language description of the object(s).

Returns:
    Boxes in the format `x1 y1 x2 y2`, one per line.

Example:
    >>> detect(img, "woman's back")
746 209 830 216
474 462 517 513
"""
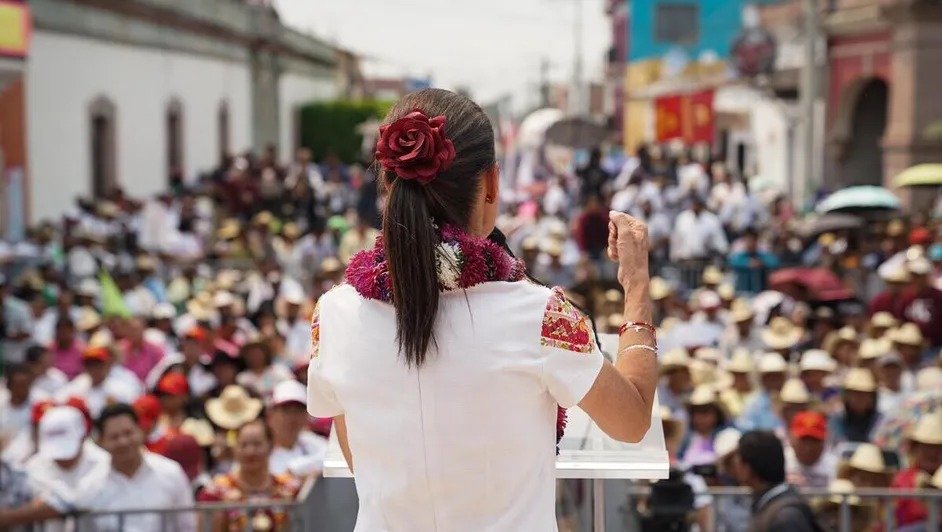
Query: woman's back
308 282 603 531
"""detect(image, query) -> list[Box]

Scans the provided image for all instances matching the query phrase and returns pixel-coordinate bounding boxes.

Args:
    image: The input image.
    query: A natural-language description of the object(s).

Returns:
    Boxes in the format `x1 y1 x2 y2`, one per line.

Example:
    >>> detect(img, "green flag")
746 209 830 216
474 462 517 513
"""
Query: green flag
99 270 131 318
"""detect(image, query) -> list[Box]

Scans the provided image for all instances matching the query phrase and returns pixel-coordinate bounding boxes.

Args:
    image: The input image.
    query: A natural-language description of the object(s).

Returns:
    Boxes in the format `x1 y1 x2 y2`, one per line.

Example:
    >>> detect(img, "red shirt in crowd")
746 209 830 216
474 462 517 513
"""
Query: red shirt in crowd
867 290 903 318
892 467 928 527
897 286 942 346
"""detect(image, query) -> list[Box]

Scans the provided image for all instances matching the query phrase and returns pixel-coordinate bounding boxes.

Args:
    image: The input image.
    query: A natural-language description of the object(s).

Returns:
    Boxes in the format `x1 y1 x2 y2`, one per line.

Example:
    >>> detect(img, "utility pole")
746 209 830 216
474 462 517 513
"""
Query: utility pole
540 57 551 108
572 0 584 115
799 0 820 203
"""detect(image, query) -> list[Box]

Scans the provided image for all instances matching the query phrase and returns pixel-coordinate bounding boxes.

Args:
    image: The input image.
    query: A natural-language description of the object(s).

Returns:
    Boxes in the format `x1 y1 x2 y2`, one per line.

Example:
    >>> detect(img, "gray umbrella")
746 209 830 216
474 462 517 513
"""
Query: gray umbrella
544 117 609 150
795 213 863 238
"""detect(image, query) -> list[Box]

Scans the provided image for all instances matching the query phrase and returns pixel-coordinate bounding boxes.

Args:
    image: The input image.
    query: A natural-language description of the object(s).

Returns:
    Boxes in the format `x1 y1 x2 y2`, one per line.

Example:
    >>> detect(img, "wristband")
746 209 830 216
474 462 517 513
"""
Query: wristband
618 321 656 337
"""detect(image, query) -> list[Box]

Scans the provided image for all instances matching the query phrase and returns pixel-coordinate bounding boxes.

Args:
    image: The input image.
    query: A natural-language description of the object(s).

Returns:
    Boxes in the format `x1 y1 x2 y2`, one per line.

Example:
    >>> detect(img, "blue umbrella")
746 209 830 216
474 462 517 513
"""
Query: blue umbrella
815 186 901 214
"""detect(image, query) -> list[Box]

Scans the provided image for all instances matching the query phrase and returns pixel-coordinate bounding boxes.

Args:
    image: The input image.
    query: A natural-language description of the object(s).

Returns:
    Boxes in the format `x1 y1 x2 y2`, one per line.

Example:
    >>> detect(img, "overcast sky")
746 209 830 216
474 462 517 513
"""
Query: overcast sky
275 0 610 109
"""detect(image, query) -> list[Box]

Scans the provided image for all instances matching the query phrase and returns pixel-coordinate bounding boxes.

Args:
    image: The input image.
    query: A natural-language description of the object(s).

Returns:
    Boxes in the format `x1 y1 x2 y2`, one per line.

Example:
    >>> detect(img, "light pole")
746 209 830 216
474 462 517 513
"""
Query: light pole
799 0 820 203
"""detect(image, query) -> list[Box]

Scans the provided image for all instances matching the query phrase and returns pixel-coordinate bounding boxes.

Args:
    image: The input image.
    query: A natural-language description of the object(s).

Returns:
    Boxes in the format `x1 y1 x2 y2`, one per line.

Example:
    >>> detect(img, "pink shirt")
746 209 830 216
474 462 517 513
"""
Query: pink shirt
122 340 165 382
51 340 86 380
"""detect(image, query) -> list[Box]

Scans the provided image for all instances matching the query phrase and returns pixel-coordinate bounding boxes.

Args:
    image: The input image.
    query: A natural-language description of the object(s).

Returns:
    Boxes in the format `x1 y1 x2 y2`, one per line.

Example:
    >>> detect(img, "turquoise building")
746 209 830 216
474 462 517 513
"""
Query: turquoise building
627 0 750 62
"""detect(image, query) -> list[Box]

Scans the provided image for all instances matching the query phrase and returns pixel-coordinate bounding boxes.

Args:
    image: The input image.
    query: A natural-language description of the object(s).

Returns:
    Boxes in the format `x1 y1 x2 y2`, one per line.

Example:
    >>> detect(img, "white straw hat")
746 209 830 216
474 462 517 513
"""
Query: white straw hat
844 443 892 475
726 348 755 374
714 427 742 460
780 378 811 404
761 317 803 351
799 349 837 373
205 385 263 431
909 410 942 445
660 348 691 372
870 312 898 329
757 352 788 374
890 323 924 347
842 368 877 393
687 385 718 407
858 338 892 361
916 367 942 393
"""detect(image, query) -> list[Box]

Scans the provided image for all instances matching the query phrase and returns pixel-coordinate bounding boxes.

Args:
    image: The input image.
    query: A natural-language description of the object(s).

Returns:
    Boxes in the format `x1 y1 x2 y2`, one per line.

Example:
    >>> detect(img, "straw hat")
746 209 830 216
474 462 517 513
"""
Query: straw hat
216 219 241 240
717 284 735 301
205 386 263 430
649 277 672 301
702 266 724 286
843 443 892 475
687 385 719 407
908 410 942 445
890 323 923 347
252 211 273 227
660 348 691 372
799 349 837 373
757 352 788 374
761 317 803 351
880 266 910 284
76 307 102 332
76 278 100 298
931 465 942 490
180 418 215 447
321 257 343 273
660 317 680 332
696 290 722 311
908 257 932 276
541 239 563 256
714 427 742 460
730 299 755 323
916 367 942 393
726 348 754 374
87 329 113 349
689 359 717 386
858 338 892 361
282 223 301 240
693 347 721 364
521 238 538 251
842 368 877 393
604 289 623 304
822 479 870 508
836 326 860 344
780 378 811 404
886 219 904 237
870 312 898 330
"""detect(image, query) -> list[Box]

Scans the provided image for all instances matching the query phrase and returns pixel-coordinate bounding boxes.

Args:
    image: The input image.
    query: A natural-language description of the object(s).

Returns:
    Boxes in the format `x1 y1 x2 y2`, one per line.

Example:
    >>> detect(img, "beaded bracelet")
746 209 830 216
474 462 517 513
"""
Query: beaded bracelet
618 321 656 337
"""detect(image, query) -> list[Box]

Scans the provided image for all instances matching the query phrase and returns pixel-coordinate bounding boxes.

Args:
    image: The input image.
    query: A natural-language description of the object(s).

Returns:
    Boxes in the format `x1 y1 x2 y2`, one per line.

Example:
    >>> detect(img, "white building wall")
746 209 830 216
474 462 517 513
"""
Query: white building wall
278 72 336 163
26 31 252 222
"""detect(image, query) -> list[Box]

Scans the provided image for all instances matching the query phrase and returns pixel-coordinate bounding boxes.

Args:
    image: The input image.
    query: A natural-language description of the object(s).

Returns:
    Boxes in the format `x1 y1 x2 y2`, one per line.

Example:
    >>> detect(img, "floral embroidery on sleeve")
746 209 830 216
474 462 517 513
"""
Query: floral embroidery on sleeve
310 300 321 360
540 287 593 354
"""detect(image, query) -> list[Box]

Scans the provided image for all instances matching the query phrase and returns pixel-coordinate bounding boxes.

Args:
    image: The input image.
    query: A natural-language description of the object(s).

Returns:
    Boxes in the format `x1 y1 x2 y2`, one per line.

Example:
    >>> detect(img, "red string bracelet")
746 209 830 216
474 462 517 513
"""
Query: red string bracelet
618 321 656 337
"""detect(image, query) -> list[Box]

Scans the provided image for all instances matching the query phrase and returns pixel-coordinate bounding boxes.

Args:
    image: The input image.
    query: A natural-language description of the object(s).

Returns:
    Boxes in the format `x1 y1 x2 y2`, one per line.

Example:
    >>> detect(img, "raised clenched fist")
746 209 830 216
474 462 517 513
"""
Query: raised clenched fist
607 211 651 292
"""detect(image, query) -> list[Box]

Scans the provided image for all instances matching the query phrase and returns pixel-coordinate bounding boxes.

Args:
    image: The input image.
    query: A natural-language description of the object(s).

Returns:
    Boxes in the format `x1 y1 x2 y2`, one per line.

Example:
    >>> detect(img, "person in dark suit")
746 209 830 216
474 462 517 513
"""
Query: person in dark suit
733 431 821 532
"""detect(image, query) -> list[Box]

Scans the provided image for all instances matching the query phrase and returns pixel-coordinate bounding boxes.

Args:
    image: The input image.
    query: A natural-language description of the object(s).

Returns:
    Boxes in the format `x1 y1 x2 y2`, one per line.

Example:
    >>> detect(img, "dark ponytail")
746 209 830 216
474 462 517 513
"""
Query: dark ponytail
378 89 496 367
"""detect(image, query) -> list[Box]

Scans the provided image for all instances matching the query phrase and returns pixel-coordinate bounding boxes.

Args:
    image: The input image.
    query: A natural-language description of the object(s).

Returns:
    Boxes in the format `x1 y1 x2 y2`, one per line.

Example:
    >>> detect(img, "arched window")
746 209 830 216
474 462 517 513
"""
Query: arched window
167 98 184 182
89 96 117 198
218 100 230 159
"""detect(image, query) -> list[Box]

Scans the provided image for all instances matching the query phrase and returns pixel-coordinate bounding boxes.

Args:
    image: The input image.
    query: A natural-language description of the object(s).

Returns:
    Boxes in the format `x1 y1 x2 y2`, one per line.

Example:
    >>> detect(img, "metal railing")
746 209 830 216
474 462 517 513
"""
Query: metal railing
622 484 942 532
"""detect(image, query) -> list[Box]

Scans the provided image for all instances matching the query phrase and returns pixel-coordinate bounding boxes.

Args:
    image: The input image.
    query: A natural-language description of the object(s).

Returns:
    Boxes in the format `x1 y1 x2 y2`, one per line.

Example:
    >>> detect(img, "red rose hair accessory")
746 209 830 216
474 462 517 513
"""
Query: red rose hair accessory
375 109 456 184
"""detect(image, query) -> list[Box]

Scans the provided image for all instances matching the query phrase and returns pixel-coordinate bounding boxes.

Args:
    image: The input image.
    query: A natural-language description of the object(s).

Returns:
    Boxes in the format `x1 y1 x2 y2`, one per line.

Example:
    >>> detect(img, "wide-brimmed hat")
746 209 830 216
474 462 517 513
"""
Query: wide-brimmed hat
841 443 894 476
604 289 622 304
205 386 263 430
216 219 241 240
780 378 811 404
761 317 803 351
714 427 742 460
689 359 717 386
799 349 837 373
649 277 673 301
696 290 722 311
180 418 215 447
757 352 788 374
908 410 942 445
717 284 735 301
76 307 102 332
541 239 563 256
687 385 719 407
916 367 942 393
151 302 176 321
890 323 923 347
880 266 910 284
702 266 724 286
75 278 100 297
693 347 721 364
726 348 754 374
931 465 942 490
908 257 932 276
836 326 860 344
730 300 755 324
660 348 691 372
818 480 876 515
870 312 898 330
842 368 877 393
858 338 892 361
321 257 343 274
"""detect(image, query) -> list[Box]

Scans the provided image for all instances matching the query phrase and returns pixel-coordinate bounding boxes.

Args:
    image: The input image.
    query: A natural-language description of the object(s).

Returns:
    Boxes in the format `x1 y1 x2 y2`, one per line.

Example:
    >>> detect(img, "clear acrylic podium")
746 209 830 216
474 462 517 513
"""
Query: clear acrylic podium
322 334 669 531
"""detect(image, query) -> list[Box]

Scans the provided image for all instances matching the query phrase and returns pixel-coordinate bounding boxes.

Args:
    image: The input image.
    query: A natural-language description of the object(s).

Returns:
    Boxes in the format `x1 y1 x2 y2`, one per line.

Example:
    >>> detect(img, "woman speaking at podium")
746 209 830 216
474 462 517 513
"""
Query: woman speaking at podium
307 88 657 531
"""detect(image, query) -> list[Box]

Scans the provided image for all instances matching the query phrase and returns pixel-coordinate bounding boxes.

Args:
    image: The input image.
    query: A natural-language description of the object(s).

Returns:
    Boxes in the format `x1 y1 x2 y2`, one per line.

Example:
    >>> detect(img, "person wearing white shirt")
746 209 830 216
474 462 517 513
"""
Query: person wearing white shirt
267 381 327 477
0 365 47 443
876 353 906 415
670 198 729 262
81 404 195 532
24 345 69 398
59 347 143 419
24 406 111 532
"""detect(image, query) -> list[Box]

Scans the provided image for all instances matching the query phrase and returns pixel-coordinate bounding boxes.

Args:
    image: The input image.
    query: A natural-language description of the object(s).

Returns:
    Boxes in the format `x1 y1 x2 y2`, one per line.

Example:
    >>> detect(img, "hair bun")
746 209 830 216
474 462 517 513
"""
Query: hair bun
375 109 456 185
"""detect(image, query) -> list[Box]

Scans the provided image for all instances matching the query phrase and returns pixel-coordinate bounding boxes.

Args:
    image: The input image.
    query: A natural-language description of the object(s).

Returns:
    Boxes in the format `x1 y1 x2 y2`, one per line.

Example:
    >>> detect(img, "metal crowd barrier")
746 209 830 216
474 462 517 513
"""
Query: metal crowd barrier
622 484 942 532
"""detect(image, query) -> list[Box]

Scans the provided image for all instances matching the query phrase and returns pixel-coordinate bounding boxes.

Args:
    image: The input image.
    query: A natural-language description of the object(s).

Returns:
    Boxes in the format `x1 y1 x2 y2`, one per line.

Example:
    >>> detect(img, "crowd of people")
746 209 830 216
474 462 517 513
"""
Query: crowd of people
1 136 942 531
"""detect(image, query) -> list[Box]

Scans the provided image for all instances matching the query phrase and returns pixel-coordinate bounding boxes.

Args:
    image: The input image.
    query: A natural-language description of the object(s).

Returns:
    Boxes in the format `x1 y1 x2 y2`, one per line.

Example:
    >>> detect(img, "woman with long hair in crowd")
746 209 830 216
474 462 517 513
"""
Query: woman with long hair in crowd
306 88 657 530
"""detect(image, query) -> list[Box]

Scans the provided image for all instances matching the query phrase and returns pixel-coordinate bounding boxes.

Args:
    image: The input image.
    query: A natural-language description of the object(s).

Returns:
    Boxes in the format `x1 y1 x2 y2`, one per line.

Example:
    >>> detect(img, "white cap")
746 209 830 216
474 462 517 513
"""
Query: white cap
76 278 100 297
270 380 307 407
152 302 176 320
908 257 932 275
38 406 86 461
213 291 235 308
799 349 837 373
714 427 742 460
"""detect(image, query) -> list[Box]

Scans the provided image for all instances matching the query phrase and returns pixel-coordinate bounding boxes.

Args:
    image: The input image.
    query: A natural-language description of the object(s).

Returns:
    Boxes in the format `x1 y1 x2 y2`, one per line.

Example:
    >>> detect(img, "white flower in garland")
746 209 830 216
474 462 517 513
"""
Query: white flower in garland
435 242 463 290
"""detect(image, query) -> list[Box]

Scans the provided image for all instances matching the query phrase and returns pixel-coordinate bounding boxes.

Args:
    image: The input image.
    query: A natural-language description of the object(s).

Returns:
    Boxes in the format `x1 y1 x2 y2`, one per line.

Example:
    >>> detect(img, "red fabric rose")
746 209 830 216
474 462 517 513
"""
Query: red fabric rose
375 109 456 184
